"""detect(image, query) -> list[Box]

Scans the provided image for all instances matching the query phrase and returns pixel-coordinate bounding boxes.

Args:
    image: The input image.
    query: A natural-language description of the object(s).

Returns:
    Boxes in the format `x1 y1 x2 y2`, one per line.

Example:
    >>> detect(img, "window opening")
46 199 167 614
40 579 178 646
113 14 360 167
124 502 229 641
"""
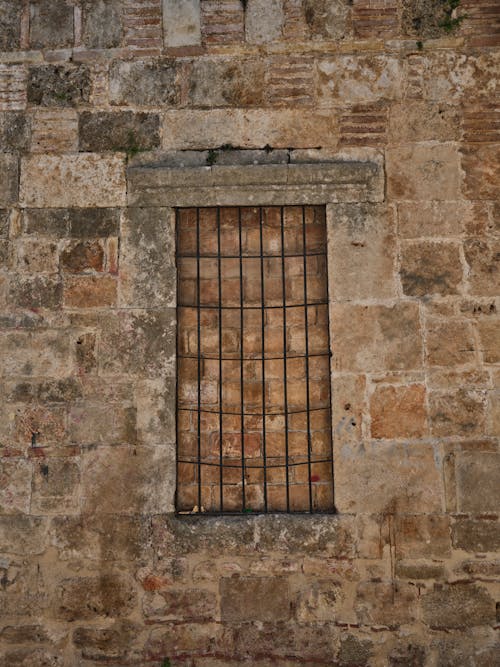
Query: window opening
176 206 334 514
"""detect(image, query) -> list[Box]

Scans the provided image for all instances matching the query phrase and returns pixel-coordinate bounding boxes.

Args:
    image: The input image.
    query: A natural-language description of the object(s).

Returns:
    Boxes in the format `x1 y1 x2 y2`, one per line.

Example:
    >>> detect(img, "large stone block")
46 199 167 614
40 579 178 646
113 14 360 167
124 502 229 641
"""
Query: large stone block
81 0 123 48
189 59 265 107
144 588 217 621
422 583 495 629
119 207 175 308
25 207 120 238
452 518 500 552
331 303 422 372
0 112 30 152
394 514 451 559
29 0 74 49
0 516 48 554
430 388 486 437
28 65 91 107
462 145 500 201
478 319 500 364
331 374 365 445
0 460 32 514
63 275 117 308
72 619 139 661
400 241 462 297
109 59 179 107
370 384 428 439
56 573 137 621
318 56 402 105
20 154 126 208
335 442 442 514
245 0 283 44
69 403 136 446
425 319 476 367
464 239 500 296
221 577 290 622
456 452 500 513
0 331 73 378
163 0 201 46
0 153 18 206
8 275 63 309
387 144 461 201
389 102 460 143
79 111 161 152
328 203 397 300
136 378 175 446
355 581 418 626
397 201 471 239
31 458 80 514
0 1 22 49
338 634 373 667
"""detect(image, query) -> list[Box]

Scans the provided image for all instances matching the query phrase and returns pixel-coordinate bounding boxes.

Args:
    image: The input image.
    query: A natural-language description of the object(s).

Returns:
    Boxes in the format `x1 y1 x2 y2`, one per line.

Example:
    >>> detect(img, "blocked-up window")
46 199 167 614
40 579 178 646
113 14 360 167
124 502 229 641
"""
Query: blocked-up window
176 205 334 514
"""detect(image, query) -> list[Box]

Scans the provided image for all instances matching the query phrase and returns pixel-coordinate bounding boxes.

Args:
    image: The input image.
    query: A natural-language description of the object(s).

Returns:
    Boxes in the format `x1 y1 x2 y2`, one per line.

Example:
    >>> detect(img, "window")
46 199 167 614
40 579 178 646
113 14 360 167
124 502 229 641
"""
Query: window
176 205 334 514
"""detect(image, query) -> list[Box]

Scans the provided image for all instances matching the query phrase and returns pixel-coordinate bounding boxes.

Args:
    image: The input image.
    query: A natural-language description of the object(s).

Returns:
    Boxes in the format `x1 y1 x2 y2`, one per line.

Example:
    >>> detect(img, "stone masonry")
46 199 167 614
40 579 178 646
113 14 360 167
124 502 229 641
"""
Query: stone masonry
0 0 499 665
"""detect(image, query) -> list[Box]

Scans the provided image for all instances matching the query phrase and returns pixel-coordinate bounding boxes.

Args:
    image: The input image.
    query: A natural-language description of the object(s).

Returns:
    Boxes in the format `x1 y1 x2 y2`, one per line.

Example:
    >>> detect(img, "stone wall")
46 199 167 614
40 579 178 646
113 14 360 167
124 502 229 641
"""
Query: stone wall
0 0 499 665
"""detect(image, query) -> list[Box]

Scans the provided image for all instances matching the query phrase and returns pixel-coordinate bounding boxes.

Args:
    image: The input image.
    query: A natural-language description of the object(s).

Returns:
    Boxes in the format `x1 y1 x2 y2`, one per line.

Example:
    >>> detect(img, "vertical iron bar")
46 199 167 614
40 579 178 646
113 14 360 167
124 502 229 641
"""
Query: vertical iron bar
196 207 202 510
175 209 180 509
217 207 223 512
259 207 268 512
238 208 246 511
301 206 313 512
280 206 290 511
324 211 335 511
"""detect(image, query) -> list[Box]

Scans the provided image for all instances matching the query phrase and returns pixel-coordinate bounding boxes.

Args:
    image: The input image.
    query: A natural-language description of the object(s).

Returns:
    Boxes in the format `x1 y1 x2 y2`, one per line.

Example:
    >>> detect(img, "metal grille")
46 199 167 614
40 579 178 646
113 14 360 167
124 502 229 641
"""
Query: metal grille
176 206 334 514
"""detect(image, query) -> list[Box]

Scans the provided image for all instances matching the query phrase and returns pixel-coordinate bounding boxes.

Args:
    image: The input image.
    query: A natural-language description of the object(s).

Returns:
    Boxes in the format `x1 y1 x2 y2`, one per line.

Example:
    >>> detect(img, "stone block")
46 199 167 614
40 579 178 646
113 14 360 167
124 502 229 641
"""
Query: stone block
394 514 451 559
0 459 32 514
245 0 283 44
456 452 500 513
28 65 91 107
395 563 445 580
56 573 137 621
162 108 338 150
452 518 499 552
331 303 423 372
29 0 74 49
8 275 63 308
389 102 460 142
331 374 365 445
355 581 418 626
21 154 126 208
397 201 471 239
0 153 18 206
303 0 350 40
60 240 104 273
296 581 341 621
335 442 442 514
189 58 265 107
63 275 117 308
69 403 136 446
318 56 402 105
338 634 373 667
31 109 78 153
0 515 47 554
328 203 397 300
99 309 175 378
370 384 428 439
72 619 138 661
79 111 161 152
136 377 175 445
422 583 495 629
15 238 59 274
430 388 486 437
31 458 80 514
163 0 201 46
0 648 64 666
464 239 500 296
220 577 290 622
25 207 120 238
426 319 476 367
81 445 174 514
387 144 461 201
81 0 123 48
462 144 500 200
147 622 223 656
0 331 72 378
0 1 22 49
110 59 179 107
143 588 216 620
14 405 66 446
0 112 30 152
400 241 462 297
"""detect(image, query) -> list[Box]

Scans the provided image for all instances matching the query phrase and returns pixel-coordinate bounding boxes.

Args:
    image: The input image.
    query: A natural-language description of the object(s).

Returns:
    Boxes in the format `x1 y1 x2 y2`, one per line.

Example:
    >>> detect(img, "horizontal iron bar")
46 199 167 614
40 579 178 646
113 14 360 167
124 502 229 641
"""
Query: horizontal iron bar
178 457 333 469
177 252 327 259
178 405 331 416
176 510 337 516
178 301 328 310
178 352 331 361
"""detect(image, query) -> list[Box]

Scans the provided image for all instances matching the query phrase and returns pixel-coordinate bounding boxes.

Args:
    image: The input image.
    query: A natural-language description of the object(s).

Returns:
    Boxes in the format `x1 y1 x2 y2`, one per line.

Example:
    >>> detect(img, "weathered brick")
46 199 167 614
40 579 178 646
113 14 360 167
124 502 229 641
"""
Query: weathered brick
0 64 26 111
123 0 163 54
29 0 74 49
57 573 137 621
352 0 398 39
370 384 428 439
27 65 91 108
456 452 500 513
79 111 160 152
339 103 388 147
0 0 22 49
400 241 463 297
80 0 123 48
110 59 179 106
461 0 500 47
201 0 244 45
21 154 126 208
422 583 495 629
31 109 78 153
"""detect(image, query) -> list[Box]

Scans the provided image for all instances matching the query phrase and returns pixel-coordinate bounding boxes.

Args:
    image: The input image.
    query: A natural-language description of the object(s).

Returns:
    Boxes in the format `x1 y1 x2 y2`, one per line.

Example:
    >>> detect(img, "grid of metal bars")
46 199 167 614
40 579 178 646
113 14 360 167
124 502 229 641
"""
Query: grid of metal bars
176 205 334 514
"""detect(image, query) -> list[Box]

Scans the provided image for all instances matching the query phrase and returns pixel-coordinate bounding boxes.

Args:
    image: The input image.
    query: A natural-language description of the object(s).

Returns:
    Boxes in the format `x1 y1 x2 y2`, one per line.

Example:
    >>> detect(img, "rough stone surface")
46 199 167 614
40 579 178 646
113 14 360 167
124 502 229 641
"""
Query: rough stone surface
400 241 463 297
29 0 74 49
0 0 22 50
81 0 123 49
110 60 179 107
78 112 161 152
27 65 91 108
163 0 201 47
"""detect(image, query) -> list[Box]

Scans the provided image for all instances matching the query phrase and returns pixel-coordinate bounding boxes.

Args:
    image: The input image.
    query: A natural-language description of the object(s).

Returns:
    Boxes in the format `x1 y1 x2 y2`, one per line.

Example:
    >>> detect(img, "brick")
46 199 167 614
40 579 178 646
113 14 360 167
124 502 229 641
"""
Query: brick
245 0 283 44
352 0 399 39
331 303 422 372
355 581 418 626
461 0 500 47
266 56 315 107
463 103 500 144
63 275 117 308
387 144 461 201
339 103 388 147
0 1 22 49
21 154 126 208
318 56 402 106
163 0 201 47
422 583 495 629
81 0 123 48
79 111 161 152
109 59 179 106
57 573 137 621
31 109 78 153
0 459 32 514
29 0 74 49
0 111 30 152
123 0 163 54
0 65 27 111
430 388 487 437
221 577 290 622
370 384 428 439
456 452 500 513
452 518 500 552
189 58 265 108
0 153 18 206
201 0 244 45
27 64 91 108
400 241 462 297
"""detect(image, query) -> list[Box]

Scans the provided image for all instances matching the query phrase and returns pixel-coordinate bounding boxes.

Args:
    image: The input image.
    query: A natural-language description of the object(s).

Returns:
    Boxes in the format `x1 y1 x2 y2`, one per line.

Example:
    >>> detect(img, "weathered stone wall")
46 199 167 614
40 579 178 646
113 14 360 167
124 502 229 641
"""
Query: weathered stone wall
0 0 499 665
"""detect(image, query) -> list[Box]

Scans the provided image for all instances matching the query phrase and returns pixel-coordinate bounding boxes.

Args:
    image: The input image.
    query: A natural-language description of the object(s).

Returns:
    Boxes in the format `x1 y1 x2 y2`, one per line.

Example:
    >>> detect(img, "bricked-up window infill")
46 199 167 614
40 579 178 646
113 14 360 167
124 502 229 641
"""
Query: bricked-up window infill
176 205 334 514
